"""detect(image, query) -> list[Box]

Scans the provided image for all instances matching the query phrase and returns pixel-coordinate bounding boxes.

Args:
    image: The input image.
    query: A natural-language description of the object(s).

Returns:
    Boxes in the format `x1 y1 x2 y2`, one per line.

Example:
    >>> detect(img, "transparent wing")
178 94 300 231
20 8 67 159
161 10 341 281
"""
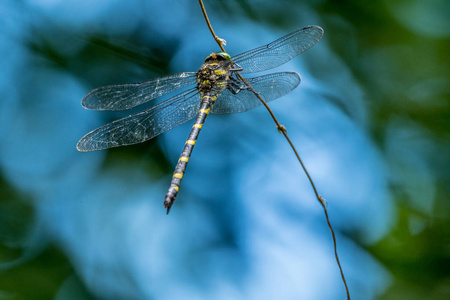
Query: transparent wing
231 26 323 74
82 72 197 111
212 72 300 114
77 89 201 151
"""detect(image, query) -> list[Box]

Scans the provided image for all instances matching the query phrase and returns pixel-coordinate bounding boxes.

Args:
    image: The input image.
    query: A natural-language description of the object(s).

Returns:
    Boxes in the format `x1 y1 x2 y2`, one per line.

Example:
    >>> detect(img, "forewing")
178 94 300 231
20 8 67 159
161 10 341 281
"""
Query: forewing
231 26 323 74
82 72 197 111
212 72 300 114
77 89 201 151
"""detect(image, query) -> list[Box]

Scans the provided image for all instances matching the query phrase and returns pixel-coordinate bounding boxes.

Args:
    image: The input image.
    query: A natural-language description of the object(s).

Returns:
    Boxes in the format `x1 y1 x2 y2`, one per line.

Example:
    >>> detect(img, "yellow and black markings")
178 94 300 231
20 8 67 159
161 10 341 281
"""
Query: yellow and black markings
164 53 233 213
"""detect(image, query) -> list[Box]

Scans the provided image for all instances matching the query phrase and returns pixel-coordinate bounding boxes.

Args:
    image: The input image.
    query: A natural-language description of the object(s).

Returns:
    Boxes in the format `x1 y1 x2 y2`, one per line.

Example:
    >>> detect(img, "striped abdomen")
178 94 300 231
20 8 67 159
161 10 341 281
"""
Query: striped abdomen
164 93 217 213
164 54 231 214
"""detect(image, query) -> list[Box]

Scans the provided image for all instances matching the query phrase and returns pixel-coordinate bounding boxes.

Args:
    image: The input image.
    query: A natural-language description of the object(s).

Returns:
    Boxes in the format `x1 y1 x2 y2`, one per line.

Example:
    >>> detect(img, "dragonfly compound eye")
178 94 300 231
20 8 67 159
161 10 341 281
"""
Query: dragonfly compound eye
216 52 231 61
204 52 231 63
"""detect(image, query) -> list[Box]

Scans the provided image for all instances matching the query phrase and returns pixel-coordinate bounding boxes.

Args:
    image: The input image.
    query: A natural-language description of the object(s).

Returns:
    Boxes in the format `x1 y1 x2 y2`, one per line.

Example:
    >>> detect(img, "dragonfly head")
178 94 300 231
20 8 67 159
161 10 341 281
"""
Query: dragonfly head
204 52 231 63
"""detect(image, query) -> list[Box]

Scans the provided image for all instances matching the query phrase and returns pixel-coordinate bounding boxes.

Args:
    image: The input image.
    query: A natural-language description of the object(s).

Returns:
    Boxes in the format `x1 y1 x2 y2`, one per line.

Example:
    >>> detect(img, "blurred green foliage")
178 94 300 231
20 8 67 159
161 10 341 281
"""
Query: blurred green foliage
316 1 450 299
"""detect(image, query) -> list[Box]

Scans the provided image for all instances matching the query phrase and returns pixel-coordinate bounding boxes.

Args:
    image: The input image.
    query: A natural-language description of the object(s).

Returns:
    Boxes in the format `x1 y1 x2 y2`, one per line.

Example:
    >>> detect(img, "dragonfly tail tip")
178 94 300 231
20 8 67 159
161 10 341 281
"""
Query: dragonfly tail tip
164 194 175 214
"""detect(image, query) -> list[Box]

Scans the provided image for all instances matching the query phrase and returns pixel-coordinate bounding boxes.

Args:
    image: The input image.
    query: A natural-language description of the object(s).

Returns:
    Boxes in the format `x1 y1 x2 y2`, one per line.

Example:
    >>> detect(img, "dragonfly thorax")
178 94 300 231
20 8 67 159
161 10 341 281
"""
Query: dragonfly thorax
196 54 232 95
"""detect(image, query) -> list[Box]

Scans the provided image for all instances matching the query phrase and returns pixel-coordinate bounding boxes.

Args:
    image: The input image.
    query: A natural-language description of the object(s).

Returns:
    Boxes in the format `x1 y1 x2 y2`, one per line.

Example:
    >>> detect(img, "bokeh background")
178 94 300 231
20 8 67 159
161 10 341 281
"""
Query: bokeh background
1 0 449 299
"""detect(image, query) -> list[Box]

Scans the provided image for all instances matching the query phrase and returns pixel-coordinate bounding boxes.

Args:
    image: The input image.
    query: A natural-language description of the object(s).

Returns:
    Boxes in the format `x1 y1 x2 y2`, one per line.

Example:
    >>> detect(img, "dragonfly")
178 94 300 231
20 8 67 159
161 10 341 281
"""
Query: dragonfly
77 25 324 213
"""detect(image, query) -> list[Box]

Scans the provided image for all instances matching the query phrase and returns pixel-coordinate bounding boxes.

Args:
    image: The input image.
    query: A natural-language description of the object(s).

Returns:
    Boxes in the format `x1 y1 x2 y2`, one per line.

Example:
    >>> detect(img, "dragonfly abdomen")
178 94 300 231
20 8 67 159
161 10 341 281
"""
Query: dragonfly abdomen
164 93 218 213
164 55 232 213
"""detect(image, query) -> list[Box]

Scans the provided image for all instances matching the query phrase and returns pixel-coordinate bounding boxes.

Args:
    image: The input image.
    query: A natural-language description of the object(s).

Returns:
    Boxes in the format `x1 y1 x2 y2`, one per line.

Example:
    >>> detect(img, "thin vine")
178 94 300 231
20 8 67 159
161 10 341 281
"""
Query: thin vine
198 0 351 299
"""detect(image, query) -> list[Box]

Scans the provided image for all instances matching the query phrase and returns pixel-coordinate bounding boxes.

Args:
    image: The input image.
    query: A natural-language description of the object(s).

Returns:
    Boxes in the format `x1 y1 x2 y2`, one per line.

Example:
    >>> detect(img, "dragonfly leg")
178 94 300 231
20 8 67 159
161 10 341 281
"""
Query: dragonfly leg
227 76 251 95
230 62 243 72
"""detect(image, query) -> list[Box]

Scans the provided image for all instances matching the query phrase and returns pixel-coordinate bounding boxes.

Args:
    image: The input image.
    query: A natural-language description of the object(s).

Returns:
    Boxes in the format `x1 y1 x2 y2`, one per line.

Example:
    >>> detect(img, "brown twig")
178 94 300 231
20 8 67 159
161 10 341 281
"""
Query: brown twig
197 0 350 299
198 0 226 52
